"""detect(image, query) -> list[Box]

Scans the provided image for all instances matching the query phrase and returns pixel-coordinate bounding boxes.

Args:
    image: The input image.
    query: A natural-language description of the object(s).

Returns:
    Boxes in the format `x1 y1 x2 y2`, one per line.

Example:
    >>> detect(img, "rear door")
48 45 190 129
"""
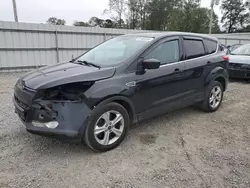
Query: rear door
181 37 216 103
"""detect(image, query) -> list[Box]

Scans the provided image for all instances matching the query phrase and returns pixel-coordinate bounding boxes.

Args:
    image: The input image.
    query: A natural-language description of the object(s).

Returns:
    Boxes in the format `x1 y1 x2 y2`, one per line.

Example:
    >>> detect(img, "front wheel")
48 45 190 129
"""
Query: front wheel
200 81 224 112
83 102 129 152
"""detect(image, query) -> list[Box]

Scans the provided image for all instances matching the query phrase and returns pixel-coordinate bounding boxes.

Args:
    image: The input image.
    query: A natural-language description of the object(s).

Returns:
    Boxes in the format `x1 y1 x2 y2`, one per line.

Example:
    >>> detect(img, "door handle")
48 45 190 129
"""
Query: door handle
173 68 182 73
207 61 212 64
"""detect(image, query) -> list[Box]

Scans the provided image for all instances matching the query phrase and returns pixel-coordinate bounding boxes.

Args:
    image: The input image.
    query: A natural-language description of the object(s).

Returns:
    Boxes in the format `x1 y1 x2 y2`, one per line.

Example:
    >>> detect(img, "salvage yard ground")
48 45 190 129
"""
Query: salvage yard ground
0 73 250 188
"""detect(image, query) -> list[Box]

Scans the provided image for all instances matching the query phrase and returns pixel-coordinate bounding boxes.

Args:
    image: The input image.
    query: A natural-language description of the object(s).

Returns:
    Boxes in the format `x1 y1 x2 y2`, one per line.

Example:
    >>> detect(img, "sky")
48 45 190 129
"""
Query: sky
0 0 221 25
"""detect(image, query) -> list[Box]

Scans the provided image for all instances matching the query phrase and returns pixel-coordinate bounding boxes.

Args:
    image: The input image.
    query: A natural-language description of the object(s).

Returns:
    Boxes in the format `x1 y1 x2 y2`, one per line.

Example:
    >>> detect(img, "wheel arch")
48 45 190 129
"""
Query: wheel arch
93 95 137 124
214 76 226 91
205 67 228 91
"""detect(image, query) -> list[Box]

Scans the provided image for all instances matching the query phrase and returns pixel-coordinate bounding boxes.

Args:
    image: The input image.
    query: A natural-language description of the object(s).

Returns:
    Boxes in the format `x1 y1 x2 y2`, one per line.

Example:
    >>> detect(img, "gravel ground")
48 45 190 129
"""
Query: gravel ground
0 73 250 188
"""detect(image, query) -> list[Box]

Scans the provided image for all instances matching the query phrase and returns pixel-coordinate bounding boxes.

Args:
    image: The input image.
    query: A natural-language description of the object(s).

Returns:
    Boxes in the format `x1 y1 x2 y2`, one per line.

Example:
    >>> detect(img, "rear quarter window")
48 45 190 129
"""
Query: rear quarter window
204 39 217 54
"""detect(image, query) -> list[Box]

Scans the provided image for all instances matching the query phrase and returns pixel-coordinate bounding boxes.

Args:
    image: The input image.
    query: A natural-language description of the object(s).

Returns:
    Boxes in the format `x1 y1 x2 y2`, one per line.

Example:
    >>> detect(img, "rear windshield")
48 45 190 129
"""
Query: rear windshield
231 44 250 56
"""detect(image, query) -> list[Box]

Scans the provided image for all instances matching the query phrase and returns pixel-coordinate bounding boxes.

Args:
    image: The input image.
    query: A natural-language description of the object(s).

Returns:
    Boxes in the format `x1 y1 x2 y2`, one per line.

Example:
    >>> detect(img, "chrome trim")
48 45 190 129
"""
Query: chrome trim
23 85 36 92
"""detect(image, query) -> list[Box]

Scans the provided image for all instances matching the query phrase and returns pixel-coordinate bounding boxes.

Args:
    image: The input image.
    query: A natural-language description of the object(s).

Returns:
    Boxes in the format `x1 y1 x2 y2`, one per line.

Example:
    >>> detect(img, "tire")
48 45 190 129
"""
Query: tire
83 102 129 152
200 81 224 112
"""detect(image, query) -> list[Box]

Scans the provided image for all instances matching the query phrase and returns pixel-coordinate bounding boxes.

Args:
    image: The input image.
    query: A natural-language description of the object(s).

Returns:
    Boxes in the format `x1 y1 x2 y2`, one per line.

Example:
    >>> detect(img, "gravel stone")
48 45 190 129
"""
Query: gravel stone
1 73 250 188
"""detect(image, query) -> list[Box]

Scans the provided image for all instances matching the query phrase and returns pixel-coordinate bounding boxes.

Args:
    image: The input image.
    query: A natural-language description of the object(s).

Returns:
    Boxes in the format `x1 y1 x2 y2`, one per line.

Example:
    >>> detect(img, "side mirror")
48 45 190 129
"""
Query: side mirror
142 59 161 70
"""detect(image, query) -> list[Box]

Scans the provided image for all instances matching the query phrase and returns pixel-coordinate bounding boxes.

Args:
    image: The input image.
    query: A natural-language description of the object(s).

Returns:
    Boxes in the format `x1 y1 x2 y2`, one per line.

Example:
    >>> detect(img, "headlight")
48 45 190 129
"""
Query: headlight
44 81 94 100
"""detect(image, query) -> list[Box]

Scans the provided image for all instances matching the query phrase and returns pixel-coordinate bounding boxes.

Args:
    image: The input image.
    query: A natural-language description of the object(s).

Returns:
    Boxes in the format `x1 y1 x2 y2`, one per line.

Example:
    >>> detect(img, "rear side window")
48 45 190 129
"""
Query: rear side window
184 39 205 60
145 40 180 65
204 39 217 54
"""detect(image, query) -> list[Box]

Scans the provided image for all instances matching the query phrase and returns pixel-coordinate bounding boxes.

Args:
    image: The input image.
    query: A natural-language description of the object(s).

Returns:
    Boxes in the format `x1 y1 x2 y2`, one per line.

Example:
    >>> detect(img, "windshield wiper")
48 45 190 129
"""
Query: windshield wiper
76 60 101 69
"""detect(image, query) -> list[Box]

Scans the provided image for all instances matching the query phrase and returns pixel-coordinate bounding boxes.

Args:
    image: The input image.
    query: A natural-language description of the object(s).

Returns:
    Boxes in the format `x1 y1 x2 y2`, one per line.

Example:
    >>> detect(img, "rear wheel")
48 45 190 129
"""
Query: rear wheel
83 102 129 152
200 81 224 112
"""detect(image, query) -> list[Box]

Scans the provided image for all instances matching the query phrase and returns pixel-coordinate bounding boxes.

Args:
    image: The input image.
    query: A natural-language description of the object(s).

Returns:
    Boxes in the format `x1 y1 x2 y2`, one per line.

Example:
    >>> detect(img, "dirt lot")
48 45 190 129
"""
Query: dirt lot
0 73 250 188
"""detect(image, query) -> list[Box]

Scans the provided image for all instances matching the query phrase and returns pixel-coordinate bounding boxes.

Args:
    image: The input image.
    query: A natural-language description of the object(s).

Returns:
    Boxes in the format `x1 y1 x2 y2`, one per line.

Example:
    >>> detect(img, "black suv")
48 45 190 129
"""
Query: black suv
14 32 229 151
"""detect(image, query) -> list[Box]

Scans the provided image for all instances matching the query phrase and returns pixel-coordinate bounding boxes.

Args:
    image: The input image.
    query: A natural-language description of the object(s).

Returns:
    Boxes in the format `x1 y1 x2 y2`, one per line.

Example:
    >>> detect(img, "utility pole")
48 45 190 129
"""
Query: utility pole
12 0 19 22
209 0 220 34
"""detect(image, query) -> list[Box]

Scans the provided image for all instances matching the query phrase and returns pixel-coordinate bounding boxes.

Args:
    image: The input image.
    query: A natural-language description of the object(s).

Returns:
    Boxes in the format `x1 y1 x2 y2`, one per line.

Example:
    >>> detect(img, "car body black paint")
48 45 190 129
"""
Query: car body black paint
21 62 115 89
13 32 229 140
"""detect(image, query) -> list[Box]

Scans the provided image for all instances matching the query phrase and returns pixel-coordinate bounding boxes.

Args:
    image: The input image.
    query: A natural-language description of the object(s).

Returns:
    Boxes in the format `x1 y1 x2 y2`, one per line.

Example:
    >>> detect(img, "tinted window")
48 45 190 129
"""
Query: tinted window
145 40 180 65
204 39 217 54
184 39 205 60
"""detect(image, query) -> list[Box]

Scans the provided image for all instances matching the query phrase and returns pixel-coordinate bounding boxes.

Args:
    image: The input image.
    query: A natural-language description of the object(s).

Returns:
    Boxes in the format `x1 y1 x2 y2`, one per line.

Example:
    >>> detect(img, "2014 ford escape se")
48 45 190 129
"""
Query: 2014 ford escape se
14 32 229 151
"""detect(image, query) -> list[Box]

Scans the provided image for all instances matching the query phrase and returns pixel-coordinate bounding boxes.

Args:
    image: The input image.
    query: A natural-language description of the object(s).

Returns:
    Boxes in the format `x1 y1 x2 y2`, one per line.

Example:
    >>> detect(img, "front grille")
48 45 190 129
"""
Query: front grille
14 95 29 110
17 110 26 121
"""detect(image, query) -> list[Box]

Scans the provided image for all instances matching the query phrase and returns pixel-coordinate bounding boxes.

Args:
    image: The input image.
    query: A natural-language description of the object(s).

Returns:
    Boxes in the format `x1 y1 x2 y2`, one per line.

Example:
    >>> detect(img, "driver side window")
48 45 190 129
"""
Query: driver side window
145 40 180 65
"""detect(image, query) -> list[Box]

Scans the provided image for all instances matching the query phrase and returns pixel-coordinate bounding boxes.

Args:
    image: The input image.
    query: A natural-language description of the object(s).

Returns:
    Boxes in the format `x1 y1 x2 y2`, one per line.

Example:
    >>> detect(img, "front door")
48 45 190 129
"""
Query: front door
130 37 189 120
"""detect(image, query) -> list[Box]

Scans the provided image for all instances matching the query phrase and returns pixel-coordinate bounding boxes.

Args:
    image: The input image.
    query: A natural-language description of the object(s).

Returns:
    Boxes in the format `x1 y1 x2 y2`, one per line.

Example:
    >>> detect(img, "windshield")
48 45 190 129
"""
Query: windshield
77 36 154 66
231 44 250 56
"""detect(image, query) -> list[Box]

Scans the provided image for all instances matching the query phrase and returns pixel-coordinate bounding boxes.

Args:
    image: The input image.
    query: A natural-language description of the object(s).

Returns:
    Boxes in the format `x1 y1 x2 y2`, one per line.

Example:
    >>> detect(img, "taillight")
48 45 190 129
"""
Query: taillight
223 55 229 61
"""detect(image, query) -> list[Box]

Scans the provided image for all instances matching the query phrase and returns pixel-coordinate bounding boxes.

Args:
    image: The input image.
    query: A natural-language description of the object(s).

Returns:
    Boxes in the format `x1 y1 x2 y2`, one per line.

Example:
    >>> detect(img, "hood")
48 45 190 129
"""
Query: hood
228 55 250 65
21 62 115 89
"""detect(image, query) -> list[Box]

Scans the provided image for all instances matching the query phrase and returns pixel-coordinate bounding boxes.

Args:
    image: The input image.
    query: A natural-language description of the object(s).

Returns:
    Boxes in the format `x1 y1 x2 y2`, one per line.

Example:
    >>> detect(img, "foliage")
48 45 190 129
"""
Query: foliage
46 17 66 25
73 21 90 27
47 0 239 33
221 0 250 33
104 0 127 27
88 17 117 28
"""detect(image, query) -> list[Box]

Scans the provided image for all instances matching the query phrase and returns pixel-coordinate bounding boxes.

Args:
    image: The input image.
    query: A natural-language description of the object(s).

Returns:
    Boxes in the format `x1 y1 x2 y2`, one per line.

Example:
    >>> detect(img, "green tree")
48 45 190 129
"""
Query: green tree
88 17 104 27
221 0 250 33
127 0 149 29
73 21 90 27
103 0 220 32
166 1 220 33
46 17 66 25
104 0 127 28
103 19 115 28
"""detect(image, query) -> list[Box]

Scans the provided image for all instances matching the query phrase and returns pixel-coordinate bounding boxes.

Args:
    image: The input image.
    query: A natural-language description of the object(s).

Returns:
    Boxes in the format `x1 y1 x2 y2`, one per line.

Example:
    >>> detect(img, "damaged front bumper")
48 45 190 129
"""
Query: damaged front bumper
13 86 91 140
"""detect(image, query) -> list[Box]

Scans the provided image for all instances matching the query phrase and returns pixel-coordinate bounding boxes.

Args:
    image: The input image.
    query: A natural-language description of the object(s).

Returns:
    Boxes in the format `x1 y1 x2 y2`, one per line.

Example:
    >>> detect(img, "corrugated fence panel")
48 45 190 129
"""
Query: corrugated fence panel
1 20 250 72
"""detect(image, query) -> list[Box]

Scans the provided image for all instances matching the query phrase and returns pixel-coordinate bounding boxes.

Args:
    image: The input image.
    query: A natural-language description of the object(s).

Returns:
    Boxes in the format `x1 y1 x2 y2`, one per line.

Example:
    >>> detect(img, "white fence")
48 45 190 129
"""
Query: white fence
1 21 250 72
213 33 250 46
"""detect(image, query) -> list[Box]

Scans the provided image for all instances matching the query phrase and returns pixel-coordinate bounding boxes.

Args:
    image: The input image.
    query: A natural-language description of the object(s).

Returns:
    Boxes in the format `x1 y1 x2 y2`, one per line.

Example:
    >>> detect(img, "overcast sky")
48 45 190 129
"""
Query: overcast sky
0 0 221 25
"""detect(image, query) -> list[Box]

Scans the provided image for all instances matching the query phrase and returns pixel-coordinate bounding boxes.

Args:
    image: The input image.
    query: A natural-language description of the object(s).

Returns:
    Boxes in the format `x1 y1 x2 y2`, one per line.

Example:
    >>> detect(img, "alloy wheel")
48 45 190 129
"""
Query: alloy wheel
94 110 124 146
209 86 222 109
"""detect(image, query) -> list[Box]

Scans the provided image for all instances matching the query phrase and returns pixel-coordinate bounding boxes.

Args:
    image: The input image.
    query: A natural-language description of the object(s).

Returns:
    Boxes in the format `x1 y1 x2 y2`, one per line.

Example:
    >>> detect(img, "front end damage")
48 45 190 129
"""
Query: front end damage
14 80 94 139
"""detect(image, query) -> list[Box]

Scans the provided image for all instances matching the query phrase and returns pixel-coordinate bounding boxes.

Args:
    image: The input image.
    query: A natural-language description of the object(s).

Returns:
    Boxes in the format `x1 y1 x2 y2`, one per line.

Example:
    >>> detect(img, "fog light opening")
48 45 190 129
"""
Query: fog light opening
45 121 59 129
32 121 45 128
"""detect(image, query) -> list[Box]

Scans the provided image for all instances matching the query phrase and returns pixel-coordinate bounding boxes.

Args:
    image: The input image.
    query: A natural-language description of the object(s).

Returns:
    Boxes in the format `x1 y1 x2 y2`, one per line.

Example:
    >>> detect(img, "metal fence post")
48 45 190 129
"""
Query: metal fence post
103 32 106 41
55 30 59 62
